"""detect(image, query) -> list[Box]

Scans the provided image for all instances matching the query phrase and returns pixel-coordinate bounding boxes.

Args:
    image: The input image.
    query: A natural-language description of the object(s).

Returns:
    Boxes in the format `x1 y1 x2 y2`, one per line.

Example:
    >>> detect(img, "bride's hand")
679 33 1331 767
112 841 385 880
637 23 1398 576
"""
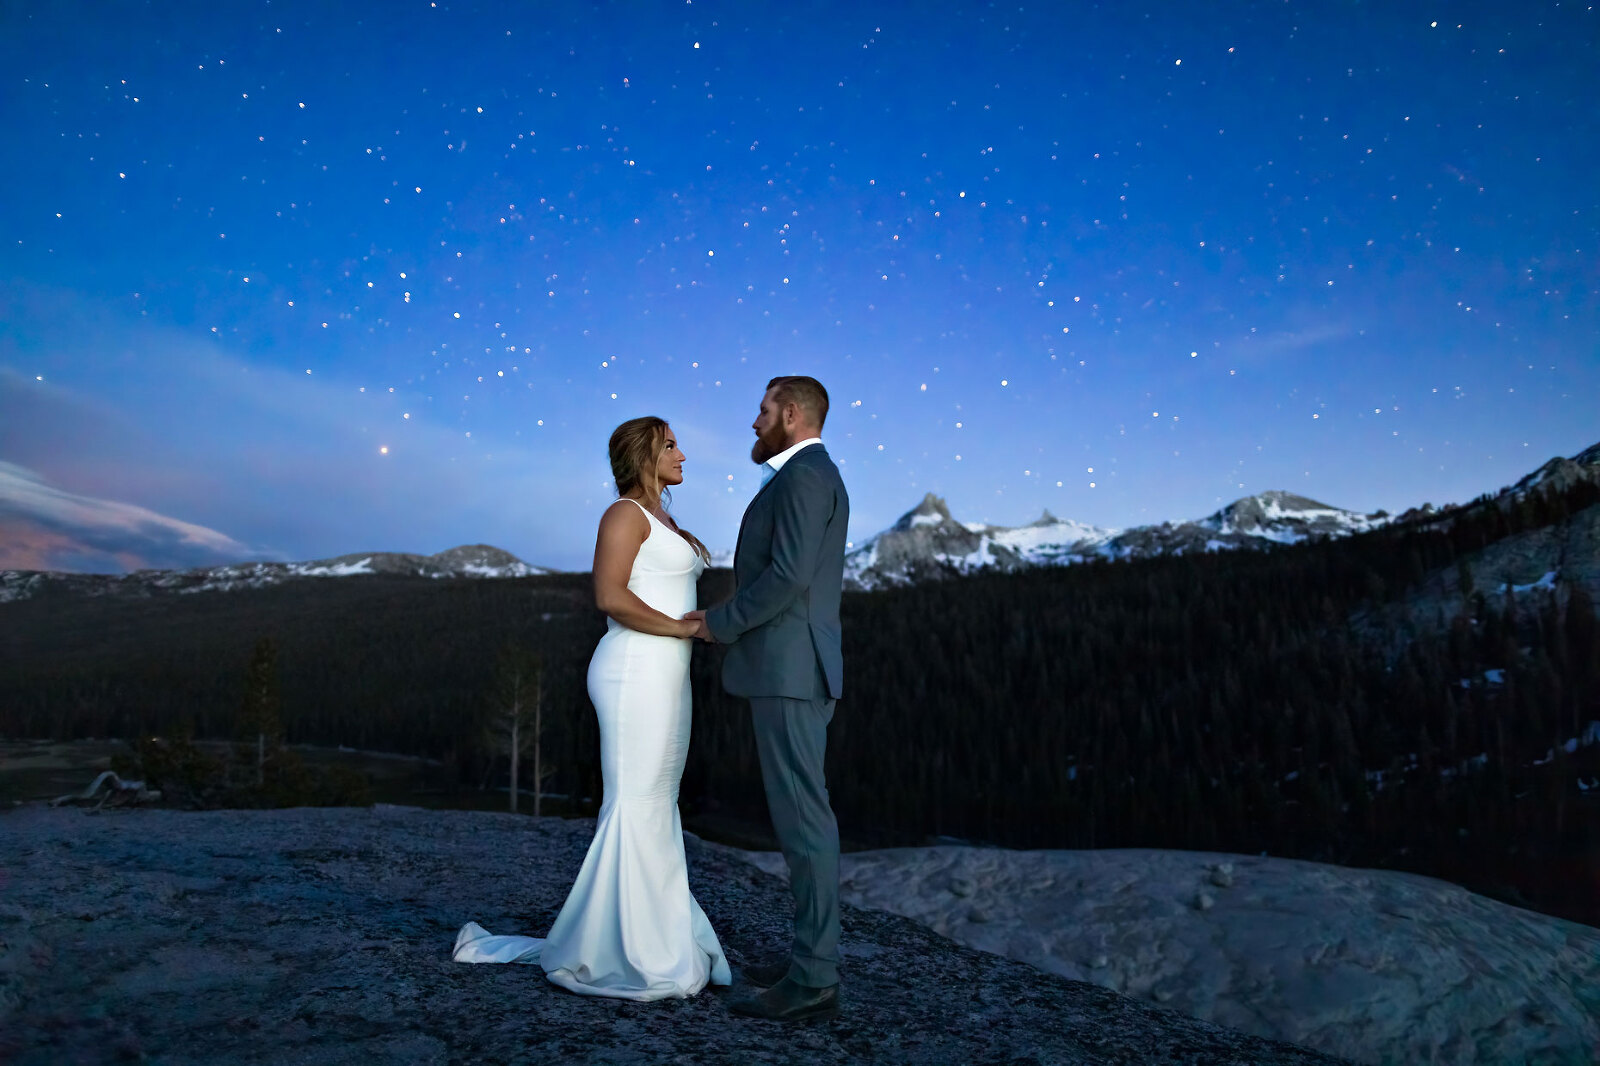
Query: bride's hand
681 610 712 642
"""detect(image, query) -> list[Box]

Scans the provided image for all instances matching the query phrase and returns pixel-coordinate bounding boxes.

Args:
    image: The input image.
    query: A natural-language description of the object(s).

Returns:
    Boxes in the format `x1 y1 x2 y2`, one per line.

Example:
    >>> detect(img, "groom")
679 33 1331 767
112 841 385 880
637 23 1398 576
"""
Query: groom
687 375 848 1023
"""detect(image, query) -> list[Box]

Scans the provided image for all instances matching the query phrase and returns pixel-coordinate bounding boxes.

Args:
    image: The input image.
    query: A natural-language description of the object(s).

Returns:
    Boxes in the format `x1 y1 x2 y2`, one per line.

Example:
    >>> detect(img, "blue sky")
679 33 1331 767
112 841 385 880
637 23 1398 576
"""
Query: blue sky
2 1 1596 571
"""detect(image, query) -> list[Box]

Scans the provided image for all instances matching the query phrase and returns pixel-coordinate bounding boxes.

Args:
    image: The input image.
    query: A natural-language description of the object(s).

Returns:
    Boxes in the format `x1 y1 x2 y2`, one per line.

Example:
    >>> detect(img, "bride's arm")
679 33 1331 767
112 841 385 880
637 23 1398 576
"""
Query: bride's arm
593 502 699 638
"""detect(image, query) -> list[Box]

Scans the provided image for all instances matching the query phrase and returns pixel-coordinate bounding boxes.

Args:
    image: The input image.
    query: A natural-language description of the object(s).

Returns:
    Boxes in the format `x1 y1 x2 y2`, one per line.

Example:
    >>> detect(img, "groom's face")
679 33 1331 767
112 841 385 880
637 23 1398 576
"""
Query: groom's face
750 387 790 464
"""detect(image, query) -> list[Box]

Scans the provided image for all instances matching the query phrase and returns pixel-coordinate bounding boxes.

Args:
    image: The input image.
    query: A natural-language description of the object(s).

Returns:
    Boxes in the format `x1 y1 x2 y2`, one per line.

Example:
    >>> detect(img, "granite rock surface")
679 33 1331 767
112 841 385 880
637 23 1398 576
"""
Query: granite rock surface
717 843 1600 1065
0 805 1345 1065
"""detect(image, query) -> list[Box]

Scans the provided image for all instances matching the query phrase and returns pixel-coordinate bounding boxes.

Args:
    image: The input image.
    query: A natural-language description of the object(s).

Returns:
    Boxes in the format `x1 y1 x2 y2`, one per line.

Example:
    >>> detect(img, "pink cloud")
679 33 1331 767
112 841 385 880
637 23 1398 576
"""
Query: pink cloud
0 462 255 573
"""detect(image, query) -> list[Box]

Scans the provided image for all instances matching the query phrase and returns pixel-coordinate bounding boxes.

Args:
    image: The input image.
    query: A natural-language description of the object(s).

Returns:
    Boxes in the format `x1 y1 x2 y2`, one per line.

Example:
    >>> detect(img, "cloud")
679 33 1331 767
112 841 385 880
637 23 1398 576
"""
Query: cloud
0 461 258 573
1232 322 1352 363
0 299 613 569
0 283 775 570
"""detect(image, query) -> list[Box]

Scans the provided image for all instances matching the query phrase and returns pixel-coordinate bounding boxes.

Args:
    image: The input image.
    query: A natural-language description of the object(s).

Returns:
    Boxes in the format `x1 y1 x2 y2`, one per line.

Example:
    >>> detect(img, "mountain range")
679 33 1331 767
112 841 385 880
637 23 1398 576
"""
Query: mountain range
0 545 546 604
840 488 1388 591
3 440 1596 602
843 439 1600 590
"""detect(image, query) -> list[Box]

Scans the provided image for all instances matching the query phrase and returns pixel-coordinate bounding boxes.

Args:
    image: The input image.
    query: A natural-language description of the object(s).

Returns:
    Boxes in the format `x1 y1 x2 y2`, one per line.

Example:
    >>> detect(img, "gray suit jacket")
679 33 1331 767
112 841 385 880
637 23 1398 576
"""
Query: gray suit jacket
706 443 849 700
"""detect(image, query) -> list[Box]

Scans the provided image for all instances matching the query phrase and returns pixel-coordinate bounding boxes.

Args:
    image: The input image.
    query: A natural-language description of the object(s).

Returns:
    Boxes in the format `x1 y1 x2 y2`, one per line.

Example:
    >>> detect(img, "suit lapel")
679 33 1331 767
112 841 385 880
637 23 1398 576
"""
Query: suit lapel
731 472 773 568
730 444 826 571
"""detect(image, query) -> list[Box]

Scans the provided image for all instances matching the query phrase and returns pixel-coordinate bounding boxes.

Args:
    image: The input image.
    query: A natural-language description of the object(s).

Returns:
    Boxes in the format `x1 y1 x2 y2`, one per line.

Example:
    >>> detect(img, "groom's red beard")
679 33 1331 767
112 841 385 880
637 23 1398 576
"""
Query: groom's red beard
751 424 787 464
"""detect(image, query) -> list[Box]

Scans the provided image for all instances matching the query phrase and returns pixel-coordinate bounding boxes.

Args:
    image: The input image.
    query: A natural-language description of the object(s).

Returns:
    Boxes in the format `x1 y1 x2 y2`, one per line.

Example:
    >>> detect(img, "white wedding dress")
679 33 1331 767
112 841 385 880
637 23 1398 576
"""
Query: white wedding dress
453 499 731 1000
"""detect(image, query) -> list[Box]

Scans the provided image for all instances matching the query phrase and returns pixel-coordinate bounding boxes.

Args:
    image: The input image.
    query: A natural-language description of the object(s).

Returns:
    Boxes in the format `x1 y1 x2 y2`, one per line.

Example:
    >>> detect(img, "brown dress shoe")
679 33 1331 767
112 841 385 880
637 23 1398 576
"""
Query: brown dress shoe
728 976 839 1022
740 958 791 988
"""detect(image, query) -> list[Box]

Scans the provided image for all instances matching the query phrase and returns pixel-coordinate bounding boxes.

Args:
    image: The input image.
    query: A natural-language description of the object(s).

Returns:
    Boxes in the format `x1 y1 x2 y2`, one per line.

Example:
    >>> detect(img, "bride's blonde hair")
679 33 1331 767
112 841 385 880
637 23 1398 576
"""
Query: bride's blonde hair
608 416 710 562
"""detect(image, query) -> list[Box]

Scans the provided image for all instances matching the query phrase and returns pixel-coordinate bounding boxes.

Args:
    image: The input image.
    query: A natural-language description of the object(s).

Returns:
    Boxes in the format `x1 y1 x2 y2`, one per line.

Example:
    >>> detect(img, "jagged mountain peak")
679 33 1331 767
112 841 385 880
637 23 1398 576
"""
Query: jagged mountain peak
892 493 958 531
846 498 1116 591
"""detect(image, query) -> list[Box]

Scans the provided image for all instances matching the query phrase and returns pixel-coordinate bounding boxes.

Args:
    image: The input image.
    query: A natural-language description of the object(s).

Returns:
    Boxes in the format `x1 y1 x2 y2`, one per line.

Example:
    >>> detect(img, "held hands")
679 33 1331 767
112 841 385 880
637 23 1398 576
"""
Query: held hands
682 610 714 642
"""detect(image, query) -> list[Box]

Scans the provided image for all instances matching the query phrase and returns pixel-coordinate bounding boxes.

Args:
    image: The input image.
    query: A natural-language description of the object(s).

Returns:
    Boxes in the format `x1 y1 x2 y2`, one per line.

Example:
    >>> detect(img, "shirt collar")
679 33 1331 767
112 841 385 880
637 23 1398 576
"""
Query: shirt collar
761 436 822 484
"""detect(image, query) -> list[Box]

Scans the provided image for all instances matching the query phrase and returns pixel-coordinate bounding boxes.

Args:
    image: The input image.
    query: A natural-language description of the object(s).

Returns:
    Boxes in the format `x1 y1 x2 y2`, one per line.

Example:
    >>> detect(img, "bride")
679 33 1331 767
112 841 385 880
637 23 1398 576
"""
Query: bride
454 416 732 1000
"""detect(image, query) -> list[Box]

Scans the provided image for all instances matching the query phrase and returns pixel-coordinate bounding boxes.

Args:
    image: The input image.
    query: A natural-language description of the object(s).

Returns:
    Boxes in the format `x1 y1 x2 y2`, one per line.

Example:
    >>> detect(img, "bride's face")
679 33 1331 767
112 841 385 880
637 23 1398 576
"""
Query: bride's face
655 427 687 487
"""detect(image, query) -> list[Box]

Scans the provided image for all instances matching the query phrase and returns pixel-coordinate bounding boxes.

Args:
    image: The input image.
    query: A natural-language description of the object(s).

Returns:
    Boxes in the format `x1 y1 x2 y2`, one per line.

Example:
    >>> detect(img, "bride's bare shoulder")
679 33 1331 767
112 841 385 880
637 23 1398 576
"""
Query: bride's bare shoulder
597 498 650 536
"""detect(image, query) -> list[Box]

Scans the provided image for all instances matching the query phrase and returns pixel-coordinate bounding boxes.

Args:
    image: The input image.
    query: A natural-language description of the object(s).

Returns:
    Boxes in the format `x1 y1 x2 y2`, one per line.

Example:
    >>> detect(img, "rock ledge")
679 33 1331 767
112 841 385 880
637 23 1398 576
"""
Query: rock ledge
1 806 1343 1065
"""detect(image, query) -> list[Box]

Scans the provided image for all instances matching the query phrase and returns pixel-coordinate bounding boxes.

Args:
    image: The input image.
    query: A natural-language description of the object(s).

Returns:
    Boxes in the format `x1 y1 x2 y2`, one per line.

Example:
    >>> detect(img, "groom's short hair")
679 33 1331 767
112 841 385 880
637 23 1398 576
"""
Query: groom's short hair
767 375 829 431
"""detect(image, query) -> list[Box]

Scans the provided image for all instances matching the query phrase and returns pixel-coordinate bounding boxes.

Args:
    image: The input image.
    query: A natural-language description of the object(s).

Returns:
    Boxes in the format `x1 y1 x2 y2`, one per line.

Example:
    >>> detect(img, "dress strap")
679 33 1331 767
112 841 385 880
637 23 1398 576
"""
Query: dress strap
619 497 657 524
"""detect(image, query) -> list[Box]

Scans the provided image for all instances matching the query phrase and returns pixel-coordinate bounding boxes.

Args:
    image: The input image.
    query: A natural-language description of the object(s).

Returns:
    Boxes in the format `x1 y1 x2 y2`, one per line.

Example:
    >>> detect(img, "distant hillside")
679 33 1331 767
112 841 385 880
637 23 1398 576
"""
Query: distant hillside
0 544 550 604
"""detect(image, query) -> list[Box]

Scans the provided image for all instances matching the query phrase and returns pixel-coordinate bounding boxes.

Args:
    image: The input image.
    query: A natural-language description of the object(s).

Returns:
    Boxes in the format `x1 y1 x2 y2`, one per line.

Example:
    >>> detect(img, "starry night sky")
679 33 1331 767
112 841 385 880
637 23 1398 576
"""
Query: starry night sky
2 1 1596 572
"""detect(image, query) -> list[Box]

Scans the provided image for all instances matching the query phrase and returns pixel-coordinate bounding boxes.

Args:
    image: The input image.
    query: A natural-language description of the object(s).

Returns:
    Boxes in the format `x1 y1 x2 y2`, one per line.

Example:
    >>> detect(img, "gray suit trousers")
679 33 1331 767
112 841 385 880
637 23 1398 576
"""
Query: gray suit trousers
749 689 840 989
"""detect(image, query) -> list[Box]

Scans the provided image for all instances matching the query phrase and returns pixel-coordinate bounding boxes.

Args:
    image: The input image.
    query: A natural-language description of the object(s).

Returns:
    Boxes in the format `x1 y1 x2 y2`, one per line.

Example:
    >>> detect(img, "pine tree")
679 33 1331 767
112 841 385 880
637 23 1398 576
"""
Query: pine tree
237 637 283 789
486 645 551 814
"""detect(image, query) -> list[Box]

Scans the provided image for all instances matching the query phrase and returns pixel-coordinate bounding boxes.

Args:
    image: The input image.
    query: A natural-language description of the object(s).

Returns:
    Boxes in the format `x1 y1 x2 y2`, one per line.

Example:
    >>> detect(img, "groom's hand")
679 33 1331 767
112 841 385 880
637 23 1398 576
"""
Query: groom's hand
684 610 714 642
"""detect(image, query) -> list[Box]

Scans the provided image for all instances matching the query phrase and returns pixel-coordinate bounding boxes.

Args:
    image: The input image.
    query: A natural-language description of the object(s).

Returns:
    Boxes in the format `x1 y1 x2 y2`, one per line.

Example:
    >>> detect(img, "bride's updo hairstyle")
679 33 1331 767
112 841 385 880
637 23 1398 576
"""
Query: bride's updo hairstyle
608 416 711 562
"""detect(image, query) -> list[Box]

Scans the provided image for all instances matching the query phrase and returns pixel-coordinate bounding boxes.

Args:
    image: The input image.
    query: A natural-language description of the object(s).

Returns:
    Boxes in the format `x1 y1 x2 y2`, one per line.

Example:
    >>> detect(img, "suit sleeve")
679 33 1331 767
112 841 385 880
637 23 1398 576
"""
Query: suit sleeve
706 463 833 643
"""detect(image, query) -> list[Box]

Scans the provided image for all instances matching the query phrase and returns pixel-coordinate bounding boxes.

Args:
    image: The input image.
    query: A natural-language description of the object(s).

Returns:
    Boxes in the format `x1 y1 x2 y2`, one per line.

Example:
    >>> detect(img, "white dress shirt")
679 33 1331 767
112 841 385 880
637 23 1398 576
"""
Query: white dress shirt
759 436 822 488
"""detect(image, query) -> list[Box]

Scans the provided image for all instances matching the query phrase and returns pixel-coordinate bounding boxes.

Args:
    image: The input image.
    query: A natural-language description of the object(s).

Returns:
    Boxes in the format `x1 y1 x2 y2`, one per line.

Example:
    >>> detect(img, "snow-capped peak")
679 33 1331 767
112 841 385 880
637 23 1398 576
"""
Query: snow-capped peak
844 497 1117 590
895 493 961 531
1200 491 1386 543
843 489 1387 591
